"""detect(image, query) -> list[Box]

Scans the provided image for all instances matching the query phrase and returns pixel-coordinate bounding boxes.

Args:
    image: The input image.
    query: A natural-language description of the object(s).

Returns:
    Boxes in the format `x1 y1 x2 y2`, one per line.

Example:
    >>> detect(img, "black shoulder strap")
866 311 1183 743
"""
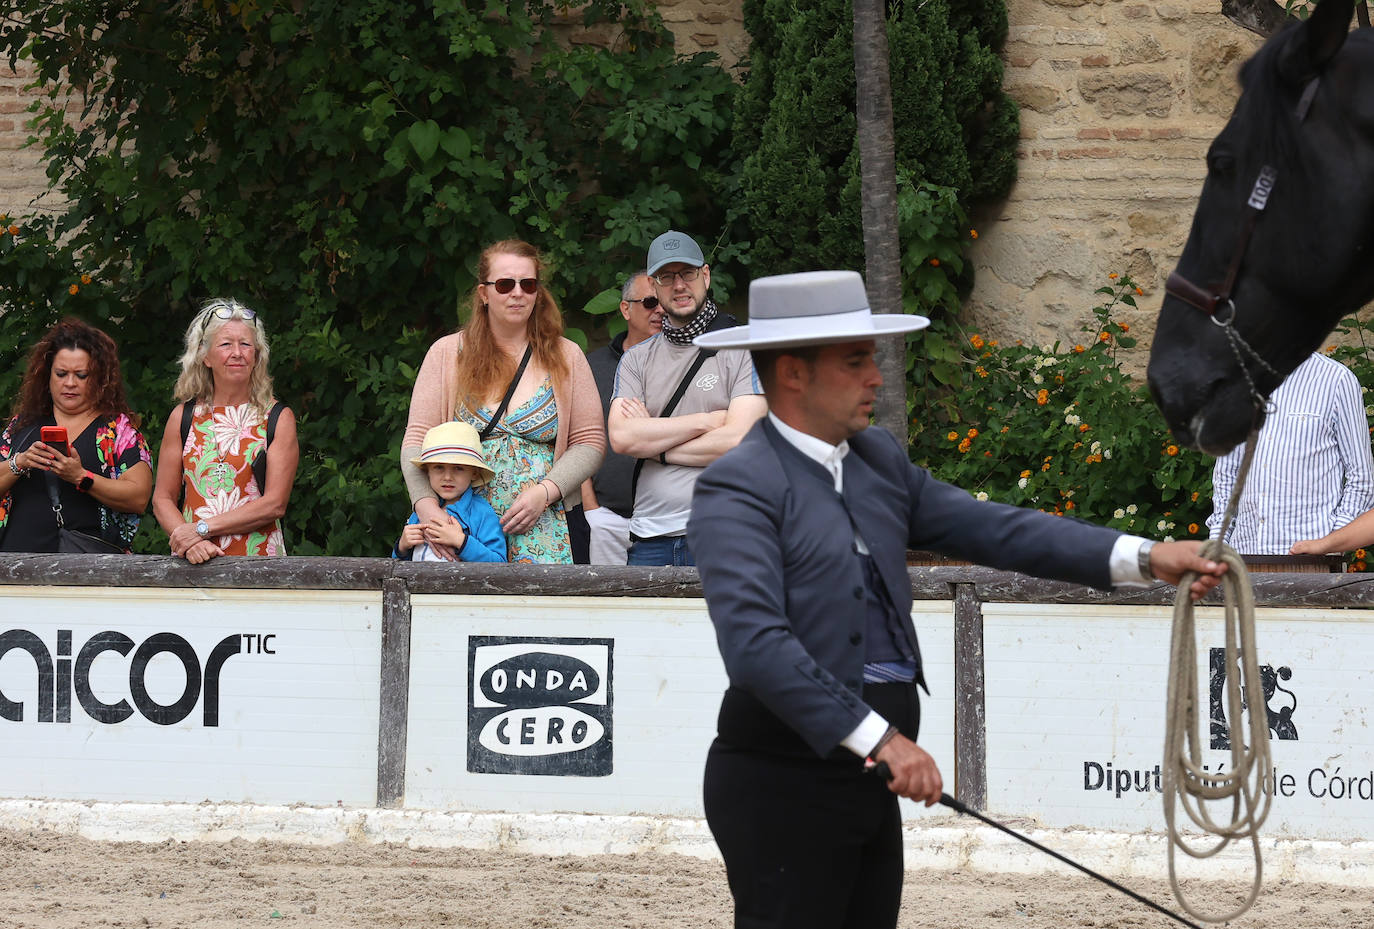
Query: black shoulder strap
630 346 718 503
176 400 196 511
480 345 534 441
252 401 286 495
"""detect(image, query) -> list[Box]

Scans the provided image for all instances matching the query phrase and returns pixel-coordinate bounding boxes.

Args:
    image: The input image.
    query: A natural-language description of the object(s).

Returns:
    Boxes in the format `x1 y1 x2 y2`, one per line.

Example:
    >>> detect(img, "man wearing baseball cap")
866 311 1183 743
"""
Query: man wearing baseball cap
687 270 1229 928
608 230 766 566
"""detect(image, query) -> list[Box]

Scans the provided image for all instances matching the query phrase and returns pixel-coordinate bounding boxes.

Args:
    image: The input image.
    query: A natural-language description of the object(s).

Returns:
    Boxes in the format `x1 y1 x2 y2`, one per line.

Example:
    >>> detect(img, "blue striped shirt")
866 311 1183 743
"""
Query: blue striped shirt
1208 353 1374 554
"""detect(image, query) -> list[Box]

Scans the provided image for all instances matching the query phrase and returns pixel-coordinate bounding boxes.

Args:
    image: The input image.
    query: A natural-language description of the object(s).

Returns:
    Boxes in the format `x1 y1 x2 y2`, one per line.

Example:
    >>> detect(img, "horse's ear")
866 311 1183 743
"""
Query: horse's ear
1277 0 1355 85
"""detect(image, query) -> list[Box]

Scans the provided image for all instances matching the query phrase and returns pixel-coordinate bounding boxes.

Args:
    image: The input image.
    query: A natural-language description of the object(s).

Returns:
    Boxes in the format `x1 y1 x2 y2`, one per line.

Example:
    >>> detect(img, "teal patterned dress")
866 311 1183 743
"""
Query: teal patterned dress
459 378 571 564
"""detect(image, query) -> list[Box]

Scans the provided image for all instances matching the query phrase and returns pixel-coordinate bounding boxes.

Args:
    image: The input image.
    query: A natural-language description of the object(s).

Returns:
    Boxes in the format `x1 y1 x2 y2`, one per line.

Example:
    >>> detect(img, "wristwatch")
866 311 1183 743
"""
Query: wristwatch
1138 539 1156 580
76 470 94 493
195 519 211 538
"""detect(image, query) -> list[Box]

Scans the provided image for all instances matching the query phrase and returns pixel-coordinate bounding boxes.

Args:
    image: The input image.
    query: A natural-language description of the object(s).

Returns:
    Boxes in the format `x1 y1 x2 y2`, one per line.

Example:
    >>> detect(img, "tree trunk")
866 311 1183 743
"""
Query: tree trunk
853 0 907 446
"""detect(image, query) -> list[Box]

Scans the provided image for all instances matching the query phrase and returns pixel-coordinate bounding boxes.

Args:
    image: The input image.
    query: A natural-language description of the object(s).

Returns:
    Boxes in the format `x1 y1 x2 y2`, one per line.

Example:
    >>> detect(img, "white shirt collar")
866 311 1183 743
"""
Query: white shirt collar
768 412 848 492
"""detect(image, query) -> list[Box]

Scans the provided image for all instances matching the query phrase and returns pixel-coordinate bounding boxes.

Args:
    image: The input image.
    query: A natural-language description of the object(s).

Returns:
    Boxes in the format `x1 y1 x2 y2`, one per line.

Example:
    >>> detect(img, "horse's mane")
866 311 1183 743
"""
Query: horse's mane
1234 21 1311 182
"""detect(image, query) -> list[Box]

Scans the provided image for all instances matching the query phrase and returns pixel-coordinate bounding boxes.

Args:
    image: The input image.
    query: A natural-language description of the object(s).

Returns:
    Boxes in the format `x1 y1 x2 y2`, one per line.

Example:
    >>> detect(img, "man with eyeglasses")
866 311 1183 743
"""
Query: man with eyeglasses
609 231 767 566
573 271 665 564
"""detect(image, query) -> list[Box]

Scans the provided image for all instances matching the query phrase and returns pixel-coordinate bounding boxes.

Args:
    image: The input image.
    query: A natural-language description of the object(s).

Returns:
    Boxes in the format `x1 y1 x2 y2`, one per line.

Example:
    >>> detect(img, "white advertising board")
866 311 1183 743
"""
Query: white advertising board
983 602 1374 840
0 586 382 806
405 596 955 819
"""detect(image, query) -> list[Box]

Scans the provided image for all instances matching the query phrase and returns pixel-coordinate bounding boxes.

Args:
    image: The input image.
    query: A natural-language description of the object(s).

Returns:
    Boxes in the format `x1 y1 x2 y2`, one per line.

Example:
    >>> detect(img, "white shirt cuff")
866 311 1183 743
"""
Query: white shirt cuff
841 710 891 758
1110 535 1152 587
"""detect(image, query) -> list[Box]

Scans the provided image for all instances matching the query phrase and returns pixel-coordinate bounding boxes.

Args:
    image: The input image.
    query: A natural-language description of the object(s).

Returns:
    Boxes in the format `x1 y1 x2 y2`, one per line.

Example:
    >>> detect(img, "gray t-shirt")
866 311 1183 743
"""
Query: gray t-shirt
613 335 761 537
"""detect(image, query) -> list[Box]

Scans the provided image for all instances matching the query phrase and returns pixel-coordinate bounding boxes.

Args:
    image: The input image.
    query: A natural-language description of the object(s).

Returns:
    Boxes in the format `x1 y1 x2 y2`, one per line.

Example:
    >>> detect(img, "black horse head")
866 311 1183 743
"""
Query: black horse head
1148 0 1374 455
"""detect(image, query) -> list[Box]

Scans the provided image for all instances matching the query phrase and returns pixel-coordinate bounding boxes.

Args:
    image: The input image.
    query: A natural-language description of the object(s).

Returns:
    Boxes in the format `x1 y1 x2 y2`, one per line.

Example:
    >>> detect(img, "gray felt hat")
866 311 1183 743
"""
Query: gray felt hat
646 230 706 276
694 270 930 351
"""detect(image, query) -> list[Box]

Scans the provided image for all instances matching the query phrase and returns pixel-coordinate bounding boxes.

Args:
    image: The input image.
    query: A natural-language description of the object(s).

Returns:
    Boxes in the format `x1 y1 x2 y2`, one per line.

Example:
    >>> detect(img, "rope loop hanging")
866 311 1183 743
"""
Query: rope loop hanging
1161 429 1272 924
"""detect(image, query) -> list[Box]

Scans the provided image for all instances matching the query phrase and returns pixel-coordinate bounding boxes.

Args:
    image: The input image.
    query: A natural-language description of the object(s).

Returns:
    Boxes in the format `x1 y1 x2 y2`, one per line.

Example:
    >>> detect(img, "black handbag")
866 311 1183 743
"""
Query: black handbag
45 472 123 554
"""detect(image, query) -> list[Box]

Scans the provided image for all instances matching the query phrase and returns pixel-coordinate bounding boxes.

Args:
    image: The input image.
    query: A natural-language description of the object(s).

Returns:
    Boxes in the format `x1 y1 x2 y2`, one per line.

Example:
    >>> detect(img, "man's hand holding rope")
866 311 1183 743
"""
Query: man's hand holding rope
1148 541 1229 600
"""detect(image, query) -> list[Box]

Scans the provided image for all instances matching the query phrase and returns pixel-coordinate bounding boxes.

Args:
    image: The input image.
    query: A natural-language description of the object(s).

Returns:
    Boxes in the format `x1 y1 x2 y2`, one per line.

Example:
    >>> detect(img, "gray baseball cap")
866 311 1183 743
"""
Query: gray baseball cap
646 230 706 276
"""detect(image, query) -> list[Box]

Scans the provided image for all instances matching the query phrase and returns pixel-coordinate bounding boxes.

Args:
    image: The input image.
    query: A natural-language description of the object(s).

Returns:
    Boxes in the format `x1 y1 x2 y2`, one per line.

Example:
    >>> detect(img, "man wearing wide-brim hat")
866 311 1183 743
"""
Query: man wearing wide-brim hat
686 270 1228 929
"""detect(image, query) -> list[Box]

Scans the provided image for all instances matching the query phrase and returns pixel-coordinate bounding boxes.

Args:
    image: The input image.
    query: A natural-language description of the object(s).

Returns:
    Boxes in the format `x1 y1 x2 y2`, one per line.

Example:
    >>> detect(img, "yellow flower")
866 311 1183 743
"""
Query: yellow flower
1190 491 1199 502
974 365 988 378
68 284 79 295
947 431 959 442
1036 389 1048 406
970 229 978 239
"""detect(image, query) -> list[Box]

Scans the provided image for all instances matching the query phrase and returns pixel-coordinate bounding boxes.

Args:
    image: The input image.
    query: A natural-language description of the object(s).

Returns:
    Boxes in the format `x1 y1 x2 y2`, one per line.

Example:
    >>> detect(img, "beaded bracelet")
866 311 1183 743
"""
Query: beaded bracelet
867 724 900 762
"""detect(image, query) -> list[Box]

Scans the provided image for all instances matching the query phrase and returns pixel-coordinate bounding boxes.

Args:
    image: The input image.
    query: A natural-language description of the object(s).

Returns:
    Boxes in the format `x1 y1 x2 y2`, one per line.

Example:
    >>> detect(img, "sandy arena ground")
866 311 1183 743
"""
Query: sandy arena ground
0 828 1368 928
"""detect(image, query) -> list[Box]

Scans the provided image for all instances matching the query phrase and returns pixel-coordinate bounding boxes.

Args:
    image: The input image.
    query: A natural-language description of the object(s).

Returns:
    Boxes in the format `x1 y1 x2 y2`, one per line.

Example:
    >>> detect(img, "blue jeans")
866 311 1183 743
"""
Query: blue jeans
627 534 695 566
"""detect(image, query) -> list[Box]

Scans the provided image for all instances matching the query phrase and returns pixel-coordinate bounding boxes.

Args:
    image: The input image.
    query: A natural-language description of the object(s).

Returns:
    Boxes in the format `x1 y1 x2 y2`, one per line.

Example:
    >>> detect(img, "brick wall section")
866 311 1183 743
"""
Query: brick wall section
0 58 58 220
970 0 1260 361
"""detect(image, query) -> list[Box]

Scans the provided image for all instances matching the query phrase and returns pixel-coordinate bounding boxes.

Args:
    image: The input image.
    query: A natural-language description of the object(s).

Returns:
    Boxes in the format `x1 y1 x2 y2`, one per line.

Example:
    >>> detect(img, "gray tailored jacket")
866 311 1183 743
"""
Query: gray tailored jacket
687 417 1121 757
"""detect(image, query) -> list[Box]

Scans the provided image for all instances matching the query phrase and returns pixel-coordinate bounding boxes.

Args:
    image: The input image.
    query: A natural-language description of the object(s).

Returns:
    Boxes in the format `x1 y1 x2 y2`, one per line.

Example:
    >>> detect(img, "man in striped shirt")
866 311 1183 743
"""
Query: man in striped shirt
1207 352 1374 554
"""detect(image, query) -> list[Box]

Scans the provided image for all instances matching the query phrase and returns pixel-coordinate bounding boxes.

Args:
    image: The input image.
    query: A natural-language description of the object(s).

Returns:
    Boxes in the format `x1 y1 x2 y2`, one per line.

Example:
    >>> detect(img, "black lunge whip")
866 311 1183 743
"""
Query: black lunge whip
937 791 1206 929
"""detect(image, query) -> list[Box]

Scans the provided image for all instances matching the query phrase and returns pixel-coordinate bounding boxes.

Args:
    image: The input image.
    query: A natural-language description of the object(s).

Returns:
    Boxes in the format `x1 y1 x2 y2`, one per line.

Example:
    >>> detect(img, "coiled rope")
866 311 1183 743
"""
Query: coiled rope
1161 429 1272 923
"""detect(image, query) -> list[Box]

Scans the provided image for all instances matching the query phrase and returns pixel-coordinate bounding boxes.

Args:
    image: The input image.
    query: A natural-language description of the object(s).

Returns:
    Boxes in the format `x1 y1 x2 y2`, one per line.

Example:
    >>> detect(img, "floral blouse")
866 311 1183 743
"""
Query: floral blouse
180 402 286 556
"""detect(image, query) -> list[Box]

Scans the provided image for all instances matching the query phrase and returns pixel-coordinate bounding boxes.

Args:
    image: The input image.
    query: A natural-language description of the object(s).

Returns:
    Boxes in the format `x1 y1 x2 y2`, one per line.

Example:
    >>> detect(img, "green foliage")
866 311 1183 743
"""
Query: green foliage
0 0 738 555
735 0 1017 318
909 275 1214 540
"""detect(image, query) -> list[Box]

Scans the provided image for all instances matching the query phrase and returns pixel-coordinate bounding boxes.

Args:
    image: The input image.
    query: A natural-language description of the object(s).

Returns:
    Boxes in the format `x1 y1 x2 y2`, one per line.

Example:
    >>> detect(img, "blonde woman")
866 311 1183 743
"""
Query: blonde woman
151 299 299 563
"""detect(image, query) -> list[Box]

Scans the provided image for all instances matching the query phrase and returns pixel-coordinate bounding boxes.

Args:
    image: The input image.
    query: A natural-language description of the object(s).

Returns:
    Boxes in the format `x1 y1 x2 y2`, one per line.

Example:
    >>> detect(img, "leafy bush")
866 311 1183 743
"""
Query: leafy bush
0 0 739 555
909 274 1214 541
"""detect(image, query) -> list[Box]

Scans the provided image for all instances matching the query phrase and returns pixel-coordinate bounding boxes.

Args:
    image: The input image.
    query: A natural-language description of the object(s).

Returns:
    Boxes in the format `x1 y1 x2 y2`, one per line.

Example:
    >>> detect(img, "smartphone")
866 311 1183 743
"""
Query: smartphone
39 426 70 455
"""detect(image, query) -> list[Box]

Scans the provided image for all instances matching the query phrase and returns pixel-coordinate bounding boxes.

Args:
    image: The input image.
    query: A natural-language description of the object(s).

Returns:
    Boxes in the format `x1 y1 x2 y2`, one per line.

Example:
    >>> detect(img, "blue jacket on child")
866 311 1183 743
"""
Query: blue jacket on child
393 488 507 562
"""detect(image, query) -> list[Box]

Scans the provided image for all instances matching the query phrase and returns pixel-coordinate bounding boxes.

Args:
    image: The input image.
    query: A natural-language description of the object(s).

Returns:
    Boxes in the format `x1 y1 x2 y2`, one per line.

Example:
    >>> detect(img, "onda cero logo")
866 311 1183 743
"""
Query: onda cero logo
467 635 612 776
0 628 273 726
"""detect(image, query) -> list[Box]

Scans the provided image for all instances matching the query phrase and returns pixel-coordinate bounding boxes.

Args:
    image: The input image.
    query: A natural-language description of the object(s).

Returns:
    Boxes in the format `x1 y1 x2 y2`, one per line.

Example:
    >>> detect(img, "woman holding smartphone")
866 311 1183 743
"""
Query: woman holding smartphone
0 318 153 553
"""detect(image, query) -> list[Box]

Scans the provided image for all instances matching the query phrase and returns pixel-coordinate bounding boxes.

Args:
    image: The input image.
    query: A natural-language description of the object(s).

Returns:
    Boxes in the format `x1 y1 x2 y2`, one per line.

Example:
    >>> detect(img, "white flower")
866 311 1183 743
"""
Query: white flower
975 491 989 501
1163 535 1175 542
1091 441 1102 454
1126 504 1137 514
211 403 262 456
1167 521 1176 530
1065 414 1081 426
1157 520 1168 532
1032 373 1043 384
1017 477 1029 490
1113 508 1125 519
1063 403 1076 414
1103 448 1113 459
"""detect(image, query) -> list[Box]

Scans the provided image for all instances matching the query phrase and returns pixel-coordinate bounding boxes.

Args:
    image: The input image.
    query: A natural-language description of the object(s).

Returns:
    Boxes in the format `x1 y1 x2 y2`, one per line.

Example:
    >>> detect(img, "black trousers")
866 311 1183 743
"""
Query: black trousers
703 682 922 929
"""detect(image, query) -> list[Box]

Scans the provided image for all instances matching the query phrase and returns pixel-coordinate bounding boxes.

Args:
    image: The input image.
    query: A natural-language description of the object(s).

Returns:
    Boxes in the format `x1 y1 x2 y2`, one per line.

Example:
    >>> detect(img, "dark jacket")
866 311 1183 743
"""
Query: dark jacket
688 417 1119 756
586 332 635 517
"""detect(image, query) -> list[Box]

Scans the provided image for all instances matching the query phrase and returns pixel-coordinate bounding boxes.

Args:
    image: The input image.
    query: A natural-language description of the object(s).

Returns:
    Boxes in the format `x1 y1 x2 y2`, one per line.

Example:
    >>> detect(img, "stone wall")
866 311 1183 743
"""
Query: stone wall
0 57 53 221
970 0 1260 363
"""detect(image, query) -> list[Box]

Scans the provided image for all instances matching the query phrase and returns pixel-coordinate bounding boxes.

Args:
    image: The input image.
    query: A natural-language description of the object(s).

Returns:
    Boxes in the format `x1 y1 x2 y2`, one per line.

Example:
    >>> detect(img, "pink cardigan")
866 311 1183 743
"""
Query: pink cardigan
401 332 605 509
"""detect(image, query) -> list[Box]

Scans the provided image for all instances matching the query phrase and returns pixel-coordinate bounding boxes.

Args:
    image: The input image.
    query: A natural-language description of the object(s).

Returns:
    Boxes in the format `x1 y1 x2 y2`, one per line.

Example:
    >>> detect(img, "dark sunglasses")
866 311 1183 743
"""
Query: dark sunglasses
627 295 660 310
199 304 258 336
482 278 539 295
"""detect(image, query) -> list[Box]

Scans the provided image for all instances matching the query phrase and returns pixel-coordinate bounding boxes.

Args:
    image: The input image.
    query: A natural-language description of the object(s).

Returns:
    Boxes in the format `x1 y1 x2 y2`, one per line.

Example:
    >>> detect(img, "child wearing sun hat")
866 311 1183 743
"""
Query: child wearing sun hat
393 421 507 562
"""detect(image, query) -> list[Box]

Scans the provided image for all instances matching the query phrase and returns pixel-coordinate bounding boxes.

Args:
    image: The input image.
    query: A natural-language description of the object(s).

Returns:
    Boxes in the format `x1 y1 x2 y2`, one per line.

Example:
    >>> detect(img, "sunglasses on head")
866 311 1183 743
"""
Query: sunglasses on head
482 278 539 295
627 295 660 310
199 304 258 336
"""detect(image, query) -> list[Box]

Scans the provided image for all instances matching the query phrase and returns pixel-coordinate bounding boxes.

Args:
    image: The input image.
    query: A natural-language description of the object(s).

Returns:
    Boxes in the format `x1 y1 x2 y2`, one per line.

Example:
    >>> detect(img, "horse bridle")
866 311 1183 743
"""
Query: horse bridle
1162 77 1321 409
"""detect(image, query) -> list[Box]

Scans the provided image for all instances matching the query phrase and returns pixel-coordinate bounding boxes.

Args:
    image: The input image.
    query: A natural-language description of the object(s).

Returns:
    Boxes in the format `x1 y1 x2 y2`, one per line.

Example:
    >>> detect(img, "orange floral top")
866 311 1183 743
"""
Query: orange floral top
180 403 286 556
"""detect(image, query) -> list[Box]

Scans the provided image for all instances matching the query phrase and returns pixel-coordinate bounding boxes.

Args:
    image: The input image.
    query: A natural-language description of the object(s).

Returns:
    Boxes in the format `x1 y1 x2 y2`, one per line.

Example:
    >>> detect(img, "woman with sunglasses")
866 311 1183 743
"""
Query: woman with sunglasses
403 239 604 563
151 298 299 563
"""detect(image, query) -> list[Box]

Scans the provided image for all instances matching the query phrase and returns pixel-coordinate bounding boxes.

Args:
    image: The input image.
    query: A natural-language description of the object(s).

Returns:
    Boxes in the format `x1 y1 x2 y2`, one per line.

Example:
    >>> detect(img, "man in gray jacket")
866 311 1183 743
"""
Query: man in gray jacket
686 270 1227 929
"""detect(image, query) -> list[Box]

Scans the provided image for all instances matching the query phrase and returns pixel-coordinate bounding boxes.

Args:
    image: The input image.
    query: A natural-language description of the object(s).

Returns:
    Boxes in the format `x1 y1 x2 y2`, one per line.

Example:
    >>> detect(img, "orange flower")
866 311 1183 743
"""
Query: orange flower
974 366 988 378
970 334 985 349
1055 375 1064 383
1357 549 1368 560
1078 423 1090 432
1121 323 1130 332
967 428 979 439
1020 469 1031 479
1190 491 1199 502
1135 287 1143 296
6 225 16 236
947 431 959 442
989 340 998 347
1188 523 1200 534
1358 561 1369 572
1036 389 1048 406
1099 331 1111 342
930 258 941 267
80 273 92 285
1108 272 1119 280
957 438 972 453
1165 445 1179 457
1000 426 1009 433
983 450 992 457
1041 462 1052 472
68 284 78 295
970 229 979 239
1065 501 1075 510
1072 344 1086 354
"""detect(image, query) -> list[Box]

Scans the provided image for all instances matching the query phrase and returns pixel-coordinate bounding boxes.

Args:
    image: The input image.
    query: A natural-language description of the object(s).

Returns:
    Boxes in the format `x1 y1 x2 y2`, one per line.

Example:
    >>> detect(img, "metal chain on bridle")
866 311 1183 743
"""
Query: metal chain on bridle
1155 70 1326 927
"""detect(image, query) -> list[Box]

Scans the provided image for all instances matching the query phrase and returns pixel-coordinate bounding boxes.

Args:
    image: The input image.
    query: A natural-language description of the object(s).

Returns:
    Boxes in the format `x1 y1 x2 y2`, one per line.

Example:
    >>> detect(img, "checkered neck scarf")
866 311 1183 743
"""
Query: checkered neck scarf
661 297 718 346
